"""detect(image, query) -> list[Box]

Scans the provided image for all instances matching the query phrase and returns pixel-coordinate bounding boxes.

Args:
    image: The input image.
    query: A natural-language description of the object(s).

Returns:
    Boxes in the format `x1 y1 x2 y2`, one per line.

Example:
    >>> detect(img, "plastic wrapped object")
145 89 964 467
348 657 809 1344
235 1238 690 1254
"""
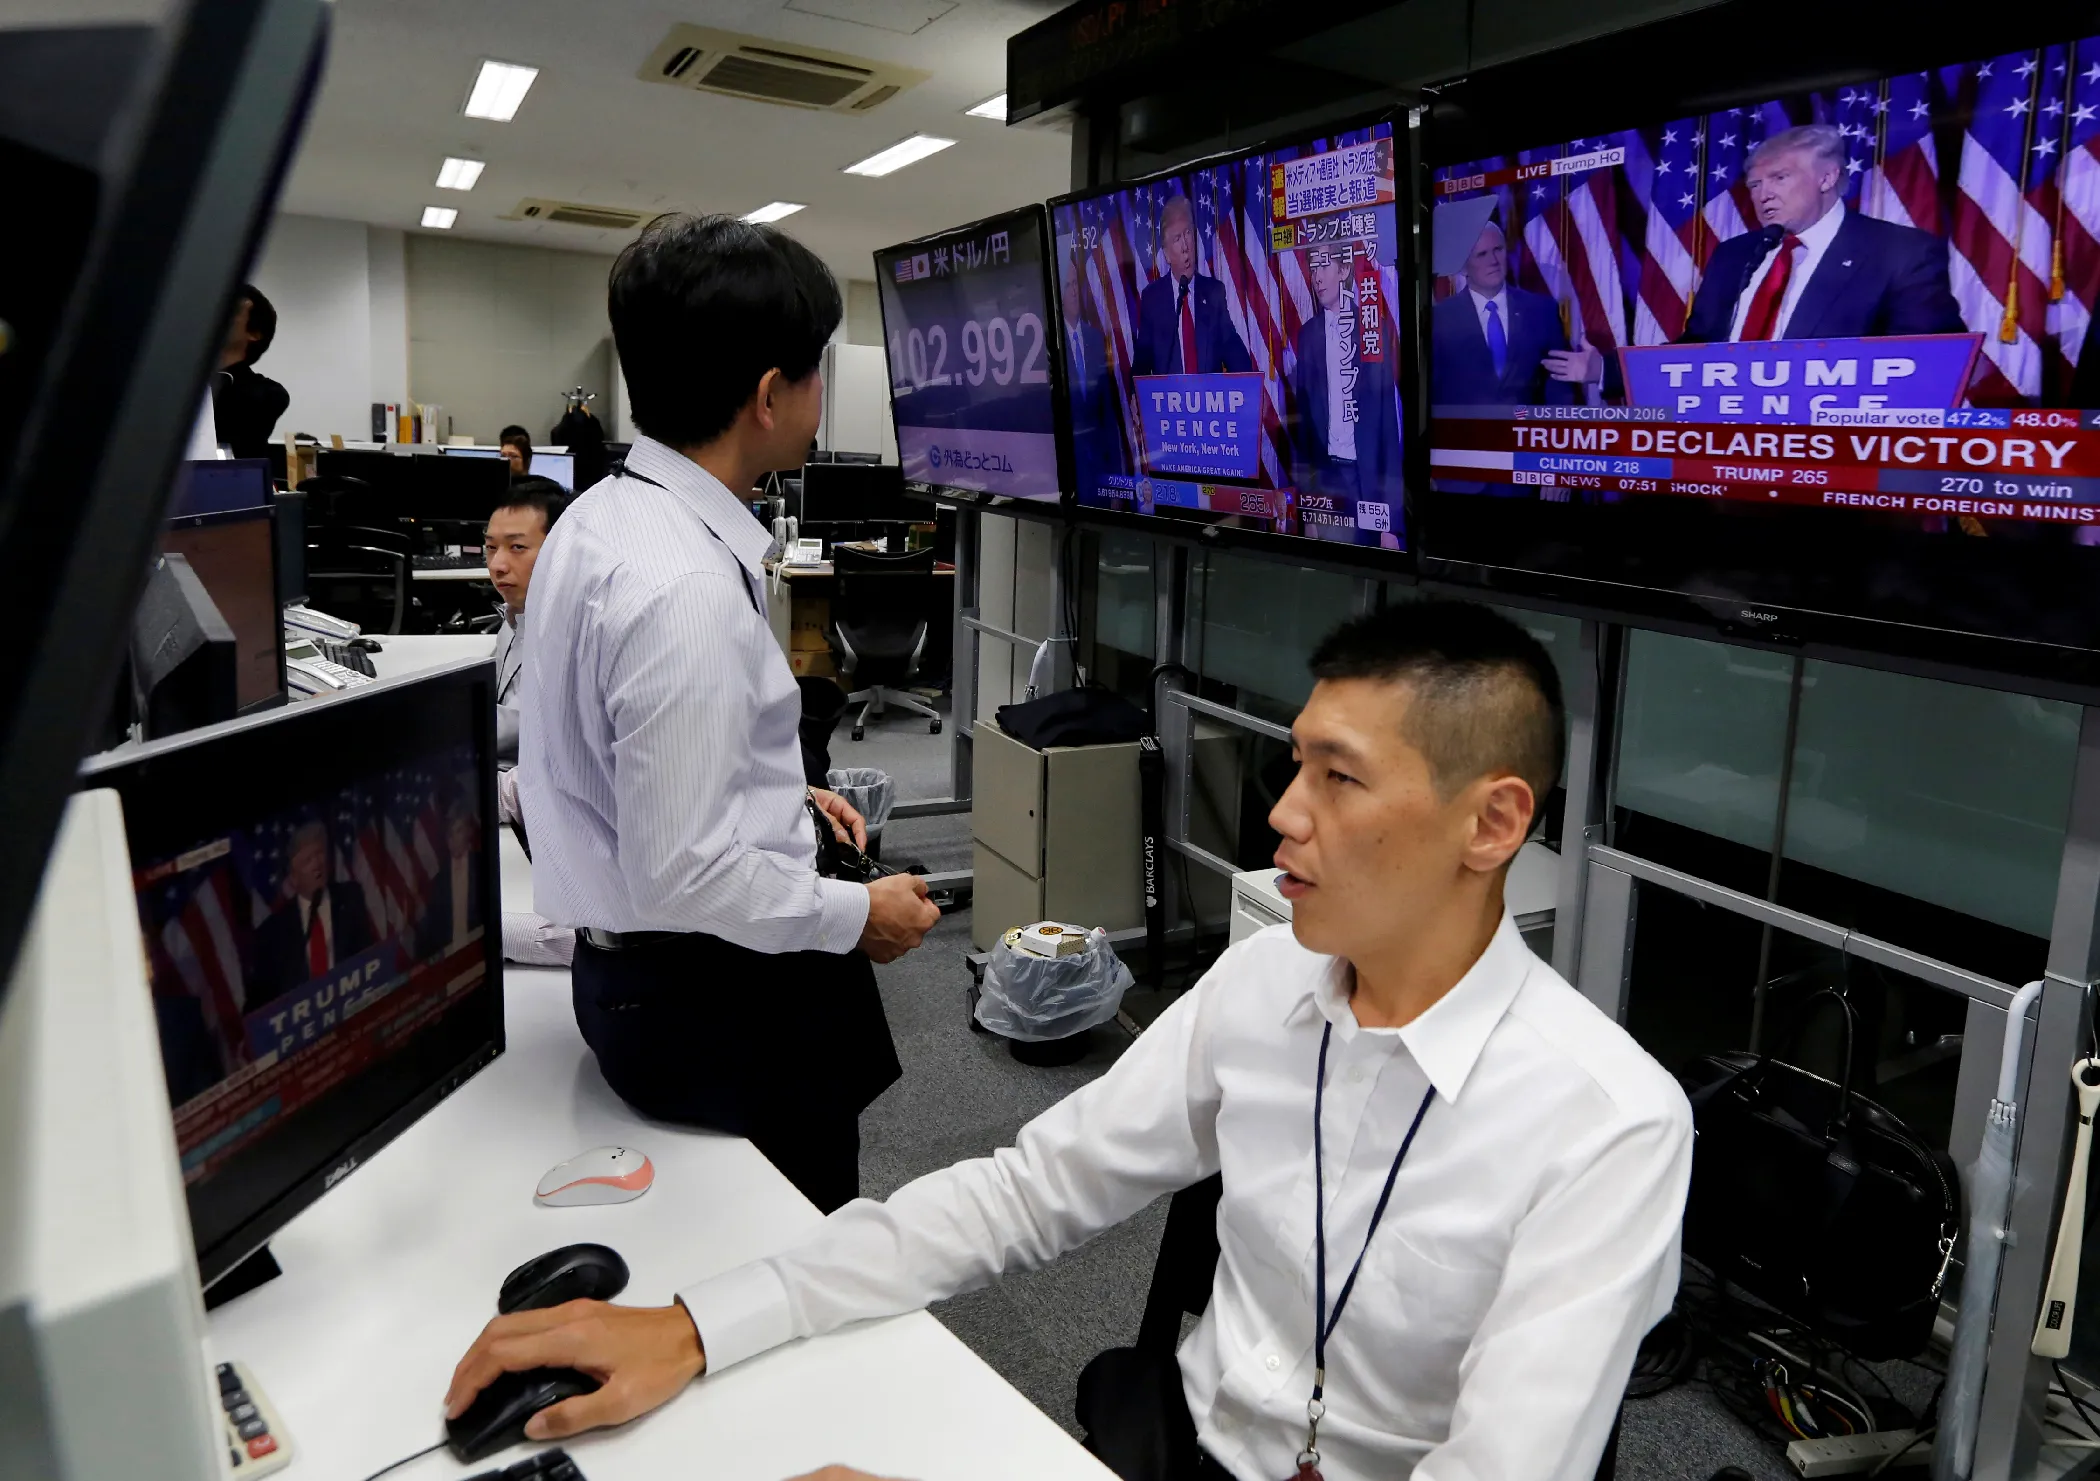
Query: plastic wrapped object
975 924 1133 1043
825 767 895 838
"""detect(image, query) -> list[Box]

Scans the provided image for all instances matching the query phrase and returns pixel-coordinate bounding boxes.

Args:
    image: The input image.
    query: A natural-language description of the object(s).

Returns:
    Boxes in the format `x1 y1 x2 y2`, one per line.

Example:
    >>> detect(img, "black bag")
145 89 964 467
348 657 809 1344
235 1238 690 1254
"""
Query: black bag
995 688 1149 750
1678 989 1959 1360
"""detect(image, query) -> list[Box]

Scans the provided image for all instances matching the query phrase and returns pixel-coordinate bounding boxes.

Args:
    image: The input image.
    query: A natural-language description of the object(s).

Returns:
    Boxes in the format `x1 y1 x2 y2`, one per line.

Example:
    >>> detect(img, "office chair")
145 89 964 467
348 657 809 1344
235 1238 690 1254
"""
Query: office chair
829 546 942 741
305 523 410 634
1076 1176 1626 1481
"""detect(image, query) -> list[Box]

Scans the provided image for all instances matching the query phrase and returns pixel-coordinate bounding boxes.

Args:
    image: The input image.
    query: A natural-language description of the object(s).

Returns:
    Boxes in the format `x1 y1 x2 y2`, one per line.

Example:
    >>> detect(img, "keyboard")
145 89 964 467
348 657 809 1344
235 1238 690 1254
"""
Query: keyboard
217 1360 292 1477
467 1448 588 1480
413 552 487 570
317 639 376 678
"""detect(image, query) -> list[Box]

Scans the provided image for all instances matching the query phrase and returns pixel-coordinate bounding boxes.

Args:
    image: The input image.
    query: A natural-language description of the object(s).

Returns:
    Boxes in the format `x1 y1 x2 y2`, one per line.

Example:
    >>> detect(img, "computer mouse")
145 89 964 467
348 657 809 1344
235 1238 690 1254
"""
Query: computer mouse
534 1145 653 1207
446 1367 599 1464
498 1242 631 1315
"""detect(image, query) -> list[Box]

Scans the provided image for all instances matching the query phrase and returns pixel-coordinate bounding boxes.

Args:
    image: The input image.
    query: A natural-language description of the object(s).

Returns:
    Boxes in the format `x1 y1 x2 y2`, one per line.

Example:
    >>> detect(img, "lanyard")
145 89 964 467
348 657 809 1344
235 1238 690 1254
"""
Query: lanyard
616 463 762 616
1301 1021 1435 1477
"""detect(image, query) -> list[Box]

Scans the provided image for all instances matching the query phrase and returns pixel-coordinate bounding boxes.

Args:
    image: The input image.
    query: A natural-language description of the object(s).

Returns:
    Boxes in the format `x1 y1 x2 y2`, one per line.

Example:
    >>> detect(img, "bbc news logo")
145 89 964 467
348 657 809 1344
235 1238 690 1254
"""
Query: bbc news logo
928 445 1015 473
893 253 933 284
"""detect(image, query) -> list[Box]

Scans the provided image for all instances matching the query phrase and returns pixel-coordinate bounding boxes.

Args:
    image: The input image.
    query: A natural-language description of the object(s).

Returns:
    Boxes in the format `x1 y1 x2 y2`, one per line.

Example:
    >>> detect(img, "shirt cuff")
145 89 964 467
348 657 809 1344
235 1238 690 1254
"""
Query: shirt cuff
813 876 871 955
677 1260 795 1375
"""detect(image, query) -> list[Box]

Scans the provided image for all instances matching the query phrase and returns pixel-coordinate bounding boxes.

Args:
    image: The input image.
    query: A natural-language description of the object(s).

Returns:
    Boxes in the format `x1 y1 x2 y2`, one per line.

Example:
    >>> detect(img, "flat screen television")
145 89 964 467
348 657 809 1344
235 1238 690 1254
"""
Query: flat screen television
1420 13 2100 687
873 204 1069 509
1050 117 1409 559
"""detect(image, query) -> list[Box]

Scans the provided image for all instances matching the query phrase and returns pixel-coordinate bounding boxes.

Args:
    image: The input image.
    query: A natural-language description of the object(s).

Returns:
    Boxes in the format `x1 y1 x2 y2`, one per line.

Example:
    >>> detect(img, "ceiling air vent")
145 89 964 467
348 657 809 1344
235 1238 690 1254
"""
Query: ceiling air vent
637 25 927 112
503 199 649 231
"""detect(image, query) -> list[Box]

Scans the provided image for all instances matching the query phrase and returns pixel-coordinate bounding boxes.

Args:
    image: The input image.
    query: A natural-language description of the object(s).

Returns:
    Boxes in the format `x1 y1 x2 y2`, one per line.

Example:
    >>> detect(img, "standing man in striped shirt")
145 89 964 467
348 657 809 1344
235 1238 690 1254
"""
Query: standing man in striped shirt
519 213 941 1211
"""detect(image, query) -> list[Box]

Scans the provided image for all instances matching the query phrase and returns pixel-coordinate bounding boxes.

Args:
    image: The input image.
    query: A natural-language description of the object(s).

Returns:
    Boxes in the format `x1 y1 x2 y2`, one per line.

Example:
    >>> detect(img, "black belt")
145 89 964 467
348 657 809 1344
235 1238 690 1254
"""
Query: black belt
579 927 692 951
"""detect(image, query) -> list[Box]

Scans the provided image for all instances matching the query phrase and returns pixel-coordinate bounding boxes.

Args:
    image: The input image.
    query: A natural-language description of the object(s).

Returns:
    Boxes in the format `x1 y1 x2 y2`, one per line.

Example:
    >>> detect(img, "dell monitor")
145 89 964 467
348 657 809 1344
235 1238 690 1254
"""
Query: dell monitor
131 552 239 741
162 505 286 715
1050 118 1411 559
79 658 505 1296
1420 12 2100 687
529 450 576 491
874 205 1070 508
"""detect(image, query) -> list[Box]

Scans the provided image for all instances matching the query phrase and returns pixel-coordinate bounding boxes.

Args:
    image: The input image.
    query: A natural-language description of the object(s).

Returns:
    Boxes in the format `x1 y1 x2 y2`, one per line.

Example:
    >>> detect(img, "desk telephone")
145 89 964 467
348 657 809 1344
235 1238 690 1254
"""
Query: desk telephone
286 638 375 694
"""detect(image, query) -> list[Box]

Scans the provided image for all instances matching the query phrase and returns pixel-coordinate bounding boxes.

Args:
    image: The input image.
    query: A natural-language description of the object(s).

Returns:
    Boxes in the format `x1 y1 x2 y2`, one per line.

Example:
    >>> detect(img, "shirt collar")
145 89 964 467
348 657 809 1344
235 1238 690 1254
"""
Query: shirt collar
1290 913 1535 1104
1795 200 1845 253
1467 285 1507 317
623 435 774 583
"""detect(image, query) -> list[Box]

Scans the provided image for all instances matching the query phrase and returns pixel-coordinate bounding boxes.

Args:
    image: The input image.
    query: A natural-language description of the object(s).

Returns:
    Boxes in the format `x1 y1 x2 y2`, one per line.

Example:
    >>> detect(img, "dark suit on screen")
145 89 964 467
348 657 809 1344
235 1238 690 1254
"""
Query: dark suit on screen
1290 304 1404 527
1064 316 1123 491
1431 285 1576 407
416 852 486 958
1679 209 1964 344
1131 273 1254 377
250 883 377 1003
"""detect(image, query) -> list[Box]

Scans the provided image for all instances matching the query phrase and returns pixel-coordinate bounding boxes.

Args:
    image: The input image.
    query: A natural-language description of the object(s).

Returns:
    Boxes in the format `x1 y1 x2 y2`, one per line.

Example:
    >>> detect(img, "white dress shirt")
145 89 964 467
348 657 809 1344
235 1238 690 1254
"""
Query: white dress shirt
519 435 869 953
1728 201 1847 340
1322 303 1359 461
681 915 1693 1481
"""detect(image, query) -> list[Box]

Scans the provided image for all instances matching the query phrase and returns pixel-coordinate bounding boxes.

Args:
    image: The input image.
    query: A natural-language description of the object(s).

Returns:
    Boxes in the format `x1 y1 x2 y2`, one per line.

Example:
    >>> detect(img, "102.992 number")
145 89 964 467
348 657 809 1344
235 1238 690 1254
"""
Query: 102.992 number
891 314 1050 392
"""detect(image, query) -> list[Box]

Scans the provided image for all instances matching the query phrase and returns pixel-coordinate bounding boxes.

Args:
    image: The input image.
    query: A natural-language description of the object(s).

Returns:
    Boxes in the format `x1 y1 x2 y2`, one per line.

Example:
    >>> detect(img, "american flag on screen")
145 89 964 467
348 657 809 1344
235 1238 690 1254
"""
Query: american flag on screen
1437 37 2100 401
1061 128 1400 490
148 864 251 1060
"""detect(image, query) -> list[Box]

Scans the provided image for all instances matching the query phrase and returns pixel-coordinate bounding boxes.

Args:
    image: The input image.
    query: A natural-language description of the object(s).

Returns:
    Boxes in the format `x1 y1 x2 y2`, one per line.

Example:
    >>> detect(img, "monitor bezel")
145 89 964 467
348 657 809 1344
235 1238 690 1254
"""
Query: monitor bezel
1045 107 1417 576
872 201 1076 512
78 657 506 1290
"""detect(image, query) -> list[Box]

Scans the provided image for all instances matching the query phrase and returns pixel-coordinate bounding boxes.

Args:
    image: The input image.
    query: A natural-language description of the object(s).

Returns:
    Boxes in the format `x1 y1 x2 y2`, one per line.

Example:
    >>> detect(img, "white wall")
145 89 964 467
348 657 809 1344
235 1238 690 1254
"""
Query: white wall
248 214 398 441
405 235 618 446
366 227 408 412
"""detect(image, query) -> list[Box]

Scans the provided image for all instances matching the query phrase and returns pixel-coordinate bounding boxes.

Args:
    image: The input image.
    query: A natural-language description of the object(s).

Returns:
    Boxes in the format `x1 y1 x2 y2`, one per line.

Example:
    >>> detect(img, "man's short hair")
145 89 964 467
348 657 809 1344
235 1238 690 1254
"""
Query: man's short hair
1309 600 1565 804
609 212 842 448
1161 194 1194 232
492 476 564 534
240 283 278 364
499 424 533 469
291 818 327 852
1751 123 1845 177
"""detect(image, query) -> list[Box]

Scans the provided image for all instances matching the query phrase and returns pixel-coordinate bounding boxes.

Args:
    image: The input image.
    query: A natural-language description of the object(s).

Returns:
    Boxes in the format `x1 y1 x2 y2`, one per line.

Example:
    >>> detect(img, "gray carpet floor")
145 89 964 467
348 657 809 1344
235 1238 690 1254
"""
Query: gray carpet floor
850 718 1855 1478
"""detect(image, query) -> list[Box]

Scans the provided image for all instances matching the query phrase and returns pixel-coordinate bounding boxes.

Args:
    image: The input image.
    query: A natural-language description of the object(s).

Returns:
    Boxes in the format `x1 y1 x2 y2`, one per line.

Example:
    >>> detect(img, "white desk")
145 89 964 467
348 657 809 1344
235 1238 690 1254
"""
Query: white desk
207 832 1110 1481
367 633 496 683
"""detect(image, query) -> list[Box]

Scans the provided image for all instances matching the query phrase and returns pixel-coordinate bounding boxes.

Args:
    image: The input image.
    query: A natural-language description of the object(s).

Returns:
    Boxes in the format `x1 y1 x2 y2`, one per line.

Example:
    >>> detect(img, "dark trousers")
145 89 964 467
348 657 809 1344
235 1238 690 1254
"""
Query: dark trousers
1077 1347 1234 1481
571 931 901 1214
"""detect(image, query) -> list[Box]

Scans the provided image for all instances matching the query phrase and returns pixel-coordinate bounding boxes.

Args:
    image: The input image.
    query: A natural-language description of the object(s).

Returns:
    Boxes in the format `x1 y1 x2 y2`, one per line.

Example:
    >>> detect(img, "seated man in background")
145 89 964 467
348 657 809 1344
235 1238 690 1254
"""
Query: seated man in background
485 479 563 766
445 599 1694 1481
500 424 535 477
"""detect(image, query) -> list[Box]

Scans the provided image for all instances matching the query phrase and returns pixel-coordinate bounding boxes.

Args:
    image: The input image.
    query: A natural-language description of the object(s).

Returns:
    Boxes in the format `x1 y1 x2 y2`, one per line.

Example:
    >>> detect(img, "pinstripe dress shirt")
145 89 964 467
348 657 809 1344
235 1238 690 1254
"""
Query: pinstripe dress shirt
517 435 869 954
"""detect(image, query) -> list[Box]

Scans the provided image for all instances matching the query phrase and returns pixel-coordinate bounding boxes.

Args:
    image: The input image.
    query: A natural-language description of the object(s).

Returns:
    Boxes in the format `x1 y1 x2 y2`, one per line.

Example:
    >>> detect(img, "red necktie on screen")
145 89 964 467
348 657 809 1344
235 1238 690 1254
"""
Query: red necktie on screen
1178 278 1198 372
1739 233 1803 340
306 901 327 977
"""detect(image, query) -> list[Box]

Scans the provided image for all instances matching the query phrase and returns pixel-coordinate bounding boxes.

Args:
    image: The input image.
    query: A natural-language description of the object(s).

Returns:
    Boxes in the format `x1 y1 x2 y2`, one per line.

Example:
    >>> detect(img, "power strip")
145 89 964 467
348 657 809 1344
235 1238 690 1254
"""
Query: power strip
1785 1429 1929 1476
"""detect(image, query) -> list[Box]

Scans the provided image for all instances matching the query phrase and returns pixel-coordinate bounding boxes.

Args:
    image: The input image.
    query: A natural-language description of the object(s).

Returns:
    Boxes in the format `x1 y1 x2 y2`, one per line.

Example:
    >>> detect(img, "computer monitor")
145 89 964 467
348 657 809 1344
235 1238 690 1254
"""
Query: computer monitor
131 552 239 741
0 0 328 1019
800 461 913 523
170 458 272 518
529 450 575 491
161 505 286 714
1 790 228 1481
441 446 505 458
79 659 505 1295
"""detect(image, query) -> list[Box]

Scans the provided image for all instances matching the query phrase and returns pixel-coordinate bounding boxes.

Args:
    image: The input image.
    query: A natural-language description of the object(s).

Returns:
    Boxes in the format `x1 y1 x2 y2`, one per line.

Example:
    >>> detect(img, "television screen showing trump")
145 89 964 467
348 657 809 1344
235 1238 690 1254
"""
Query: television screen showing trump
1430 37 2100 531
1052 121 1408 549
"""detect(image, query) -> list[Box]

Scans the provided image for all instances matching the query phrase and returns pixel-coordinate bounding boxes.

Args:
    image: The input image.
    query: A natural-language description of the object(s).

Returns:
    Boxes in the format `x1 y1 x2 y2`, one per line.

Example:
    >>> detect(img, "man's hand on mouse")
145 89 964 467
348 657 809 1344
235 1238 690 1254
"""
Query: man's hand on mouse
446 1300 704 1440
859 873 939 963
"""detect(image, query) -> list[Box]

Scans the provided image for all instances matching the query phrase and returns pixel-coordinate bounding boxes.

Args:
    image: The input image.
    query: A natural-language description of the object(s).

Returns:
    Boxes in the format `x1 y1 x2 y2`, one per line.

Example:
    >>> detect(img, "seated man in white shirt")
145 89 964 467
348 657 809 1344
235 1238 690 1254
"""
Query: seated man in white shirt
446 599 1694 1481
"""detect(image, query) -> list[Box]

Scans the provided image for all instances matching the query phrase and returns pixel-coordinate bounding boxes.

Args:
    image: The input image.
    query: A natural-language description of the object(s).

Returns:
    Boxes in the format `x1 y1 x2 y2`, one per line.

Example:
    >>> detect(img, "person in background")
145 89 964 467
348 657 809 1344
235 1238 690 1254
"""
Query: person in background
1289 244 1403 542
250 819 376 1001
210 283 289 461
500 425 535 476
484 478 563 766
445 600 1693 1481
516 212 939 1213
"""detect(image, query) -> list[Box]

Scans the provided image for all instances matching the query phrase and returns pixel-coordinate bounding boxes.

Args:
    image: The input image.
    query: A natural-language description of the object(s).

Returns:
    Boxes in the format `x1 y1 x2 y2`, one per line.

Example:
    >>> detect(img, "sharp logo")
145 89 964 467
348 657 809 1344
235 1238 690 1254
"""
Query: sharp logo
324 1156 358 1190
1737 608 1780 624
